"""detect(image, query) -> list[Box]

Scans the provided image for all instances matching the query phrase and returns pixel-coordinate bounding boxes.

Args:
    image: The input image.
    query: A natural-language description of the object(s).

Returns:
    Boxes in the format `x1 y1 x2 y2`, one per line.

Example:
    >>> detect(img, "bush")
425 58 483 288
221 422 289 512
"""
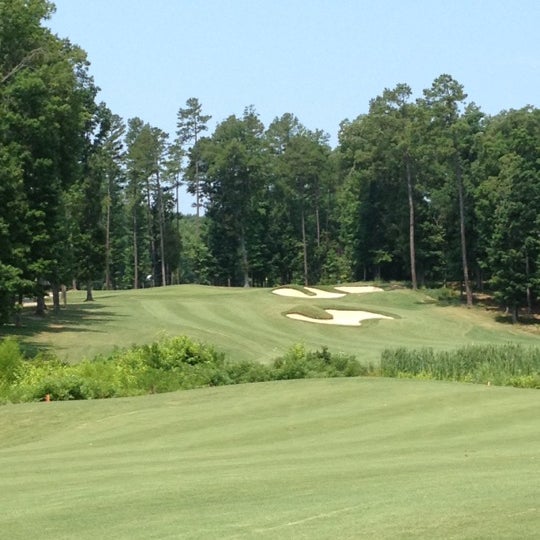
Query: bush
0 336 370 404
32 374 88 401
0 338 24 385
272 344 367 380
273 344 311 379
225 360 272 384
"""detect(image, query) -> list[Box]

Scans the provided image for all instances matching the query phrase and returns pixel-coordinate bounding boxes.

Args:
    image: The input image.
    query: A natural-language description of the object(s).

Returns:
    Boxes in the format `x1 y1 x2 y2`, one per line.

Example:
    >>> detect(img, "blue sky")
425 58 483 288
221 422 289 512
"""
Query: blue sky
47 0 539 210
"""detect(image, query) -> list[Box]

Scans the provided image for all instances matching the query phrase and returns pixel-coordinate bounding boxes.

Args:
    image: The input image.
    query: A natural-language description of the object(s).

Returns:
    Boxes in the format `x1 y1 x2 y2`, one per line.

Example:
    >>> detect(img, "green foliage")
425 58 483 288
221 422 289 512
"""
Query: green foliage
272 344 369 380
0 337 369 403
475 107 540 319
0 338 24 385
381 344 540 388
0 0 98 314
1 325 538 405
224 359 273 384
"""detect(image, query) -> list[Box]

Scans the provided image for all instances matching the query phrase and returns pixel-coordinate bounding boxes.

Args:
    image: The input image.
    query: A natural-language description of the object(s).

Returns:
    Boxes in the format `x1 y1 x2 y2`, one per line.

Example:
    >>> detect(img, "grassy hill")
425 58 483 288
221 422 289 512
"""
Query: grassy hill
4 284 540 364
1 378 538 539
2 286 539 538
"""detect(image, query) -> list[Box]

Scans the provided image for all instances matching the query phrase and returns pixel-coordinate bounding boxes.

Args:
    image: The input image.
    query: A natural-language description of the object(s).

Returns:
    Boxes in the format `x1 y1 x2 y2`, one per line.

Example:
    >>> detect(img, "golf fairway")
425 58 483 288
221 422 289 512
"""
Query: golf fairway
1 378 538 539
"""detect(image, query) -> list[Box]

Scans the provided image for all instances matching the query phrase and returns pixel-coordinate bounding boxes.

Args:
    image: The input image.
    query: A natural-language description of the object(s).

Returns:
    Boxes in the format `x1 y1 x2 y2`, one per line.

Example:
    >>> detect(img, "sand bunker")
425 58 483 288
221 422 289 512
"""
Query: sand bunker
334 286 384 294
287 309 393 326
272 287 345 299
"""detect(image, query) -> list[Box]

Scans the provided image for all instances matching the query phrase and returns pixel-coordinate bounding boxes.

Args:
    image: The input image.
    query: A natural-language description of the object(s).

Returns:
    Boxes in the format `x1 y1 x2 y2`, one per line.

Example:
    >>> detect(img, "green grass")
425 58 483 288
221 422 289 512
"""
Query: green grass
3 284 539 365
284 304 333 319
0 378 538 539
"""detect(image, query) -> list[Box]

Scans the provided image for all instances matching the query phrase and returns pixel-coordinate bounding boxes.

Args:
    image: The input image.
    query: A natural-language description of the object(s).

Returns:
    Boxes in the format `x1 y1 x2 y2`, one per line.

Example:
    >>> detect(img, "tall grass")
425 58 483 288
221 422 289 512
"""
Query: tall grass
381 344 540 388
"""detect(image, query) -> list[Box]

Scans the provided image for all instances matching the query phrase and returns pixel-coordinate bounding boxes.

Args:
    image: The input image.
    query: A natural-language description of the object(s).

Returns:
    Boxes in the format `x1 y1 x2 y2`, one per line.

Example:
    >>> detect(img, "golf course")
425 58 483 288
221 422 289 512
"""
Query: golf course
1 284 539 538
8 284 540 364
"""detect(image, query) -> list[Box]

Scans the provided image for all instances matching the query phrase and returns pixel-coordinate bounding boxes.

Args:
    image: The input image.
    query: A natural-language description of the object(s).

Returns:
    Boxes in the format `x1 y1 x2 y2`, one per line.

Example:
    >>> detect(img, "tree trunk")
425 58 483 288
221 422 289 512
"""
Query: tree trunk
146 181 157 282
239 225 250 287
156 170 167 286
455 154 473 307
525 253 532 314
195 153 201 220
405 153 418 290
511 305 518 324
85 281 94 302
51 284 60 312
61 284 67 307
301 208 309 286
104 187 112 290
133 211 139 289
315 206 321 248
35 294 46 316
175 180 182 285
14 299 22 327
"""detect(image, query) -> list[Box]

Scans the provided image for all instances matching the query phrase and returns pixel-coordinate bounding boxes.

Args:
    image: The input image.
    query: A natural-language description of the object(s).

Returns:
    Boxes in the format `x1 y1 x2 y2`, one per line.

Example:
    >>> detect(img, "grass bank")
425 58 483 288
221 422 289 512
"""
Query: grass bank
0 378 538 539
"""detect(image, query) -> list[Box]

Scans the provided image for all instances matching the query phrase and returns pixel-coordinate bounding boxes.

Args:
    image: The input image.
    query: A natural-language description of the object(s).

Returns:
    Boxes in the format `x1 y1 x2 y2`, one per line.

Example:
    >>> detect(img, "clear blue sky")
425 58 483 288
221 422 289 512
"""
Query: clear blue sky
47 0 539 209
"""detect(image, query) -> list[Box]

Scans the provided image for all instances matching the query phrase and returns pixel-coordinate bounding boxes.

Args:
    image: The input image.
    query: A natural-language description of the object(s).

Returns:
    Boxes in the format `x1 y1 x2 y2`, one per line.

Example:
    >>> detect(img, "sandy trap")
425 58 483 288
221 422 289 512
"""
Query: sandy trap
287 309 393 326
272 287 345 299
334 285 384 294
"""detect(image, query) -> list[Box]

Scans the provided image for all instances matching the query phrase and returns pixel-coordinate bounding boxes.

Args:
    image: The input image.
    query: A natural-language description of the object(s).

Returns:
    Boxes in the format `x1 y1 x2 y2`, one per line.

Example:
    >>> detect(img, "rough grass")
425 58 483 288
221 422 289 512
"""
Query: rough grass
0 378 538 539
3 284 540 365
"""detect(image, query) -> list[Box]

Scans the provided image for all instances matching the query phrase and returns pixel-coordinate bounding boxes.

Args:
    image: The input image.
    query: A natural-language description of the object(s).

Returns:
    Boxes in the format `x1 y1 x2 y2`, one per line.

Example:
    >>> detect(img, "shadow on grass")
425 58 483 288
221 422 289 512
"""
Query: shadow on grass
1 302 123 339
1 302 125 358
495 314 540 326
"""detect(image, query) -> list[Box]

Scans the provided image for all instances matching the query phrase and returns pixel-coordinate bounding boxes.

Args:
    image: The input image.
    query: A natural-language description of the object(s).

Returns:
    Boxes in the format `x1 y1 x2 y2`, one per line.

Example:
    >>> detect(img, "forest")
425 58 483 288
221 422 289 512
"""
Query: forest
1 0 539 324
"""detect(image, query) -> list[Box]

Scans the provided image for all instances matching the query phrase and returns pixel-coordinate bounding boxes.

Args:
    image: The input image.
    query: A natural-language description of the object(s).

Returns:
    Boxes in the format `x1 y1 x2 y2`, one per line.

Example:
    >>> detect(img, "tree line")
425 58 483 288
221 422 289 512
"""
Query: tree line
1 0 539 324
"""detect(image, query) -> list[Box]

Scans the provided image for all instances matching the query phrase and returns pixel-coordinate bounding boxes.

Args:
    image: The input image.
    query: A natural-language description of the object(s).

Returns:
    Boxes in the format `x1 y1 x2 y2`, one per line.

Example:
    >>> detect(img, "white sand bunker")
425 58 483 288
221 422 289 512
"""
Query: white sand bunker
287 309 393 326
272 287 345 299
334 285 384 294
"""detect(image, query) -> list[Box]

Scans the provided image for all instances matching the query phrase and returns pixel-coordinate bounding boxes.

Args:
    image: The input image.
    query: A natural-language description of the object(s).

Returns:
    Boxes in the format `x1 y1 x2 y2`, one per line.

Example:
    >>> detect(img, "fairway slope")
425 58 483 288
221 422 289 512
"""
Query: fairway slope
0 378 538 539
6 284 540 365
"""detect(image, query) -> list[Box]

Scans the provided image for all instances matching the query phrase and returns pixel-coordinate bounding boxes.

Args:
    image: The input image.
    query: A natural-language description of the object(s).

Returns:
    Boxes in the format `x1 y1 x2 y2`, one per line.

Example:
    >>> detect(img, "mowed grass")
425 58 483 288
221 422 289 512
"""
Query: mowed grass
5 284 540 365
0 378 538 539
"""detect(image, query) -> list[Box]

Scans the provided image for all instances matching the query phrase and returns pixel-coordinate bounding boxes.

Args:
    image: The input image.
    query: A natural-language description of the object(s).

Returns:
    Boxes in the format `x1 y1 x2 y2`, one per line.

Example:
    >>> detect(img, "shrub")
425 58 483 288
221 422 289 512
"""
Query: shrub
272 343 311 379
74 360 119 399
32 374 88 401
0 336 370 404
225 360 272 384
272 344 366 380
0 338 24 385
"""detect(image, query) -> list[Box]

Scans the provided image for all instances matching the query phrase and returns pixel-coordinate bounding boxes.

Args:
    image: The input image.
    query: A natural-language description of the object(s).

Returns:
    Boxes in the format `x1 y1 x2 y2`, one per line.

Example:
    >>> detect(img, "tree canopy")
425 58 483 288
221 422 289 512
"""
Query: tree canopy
1 2 539 324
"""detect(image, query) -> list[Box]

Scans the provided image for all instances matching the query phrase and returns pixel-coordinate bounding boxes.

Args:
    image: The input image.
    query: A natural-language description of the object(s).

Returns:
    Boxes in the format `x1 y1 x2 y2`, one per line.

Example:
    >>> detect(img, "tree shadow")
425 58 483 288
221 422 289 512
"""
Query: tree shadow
1 302 123 339
495 313 540 326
